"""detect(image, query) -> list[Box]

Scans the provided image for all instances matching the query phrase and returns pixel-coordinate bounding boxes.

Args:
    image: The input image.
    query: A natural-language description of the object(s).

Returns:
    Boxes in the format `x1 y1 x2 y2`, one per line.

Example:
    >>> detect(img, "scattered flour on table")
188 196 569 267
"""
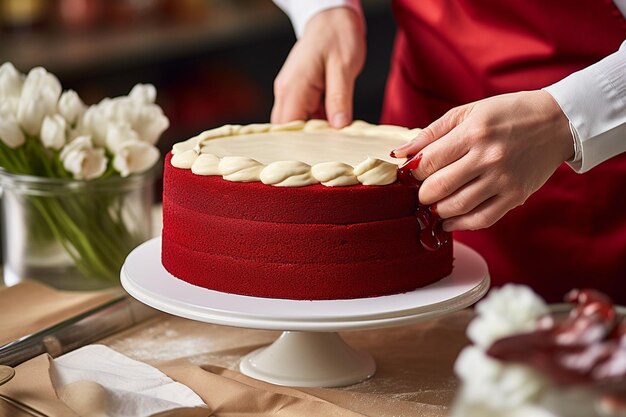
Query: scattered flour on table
340 373 457 404
329 387 449 417
188 353 242 370
107 320 216 362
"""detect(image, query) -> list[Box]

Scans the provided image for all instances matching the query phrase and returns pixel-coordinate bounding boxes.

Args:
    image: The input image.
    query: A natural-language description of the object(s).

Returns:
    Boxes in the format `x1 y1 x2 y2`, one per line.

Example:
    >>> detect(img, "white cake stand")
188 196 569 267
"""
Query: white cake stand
121 237 489 387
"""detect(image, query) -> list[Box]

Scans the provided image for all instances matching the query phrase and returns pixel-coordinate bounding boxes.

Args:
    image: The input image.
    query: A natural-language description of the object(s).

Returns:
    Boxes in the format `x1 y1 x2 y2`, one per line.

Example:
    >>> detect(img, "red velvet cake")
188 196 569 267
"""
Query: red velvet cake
161 120 453 300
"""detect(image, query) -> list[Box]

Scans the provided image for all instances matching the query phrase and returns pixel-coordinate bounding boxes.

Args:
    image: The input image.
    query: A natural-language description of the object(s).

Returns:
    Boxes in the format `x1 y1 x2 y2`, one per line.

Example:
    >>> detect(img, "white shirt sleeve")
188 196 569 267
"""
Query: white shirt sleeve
273 0 362 38
544 40 626 173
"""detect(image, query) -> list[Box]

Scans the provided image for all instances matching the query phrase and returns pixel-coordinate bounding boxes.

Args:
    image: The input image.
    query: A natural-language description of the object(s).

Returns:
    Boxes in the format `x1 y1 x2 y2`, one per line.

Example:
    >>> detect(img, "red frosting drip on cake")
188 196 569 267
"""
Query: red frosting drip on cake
161 153 453 300
397 153 451 251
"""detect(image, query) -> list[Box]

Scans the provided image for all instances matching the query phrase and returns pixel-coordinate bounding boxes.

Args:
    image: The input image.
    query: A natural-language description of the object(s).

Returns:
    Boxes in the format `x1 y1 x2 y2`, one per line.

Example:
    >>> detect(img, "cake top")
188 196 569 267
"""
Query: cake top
170 120 418 187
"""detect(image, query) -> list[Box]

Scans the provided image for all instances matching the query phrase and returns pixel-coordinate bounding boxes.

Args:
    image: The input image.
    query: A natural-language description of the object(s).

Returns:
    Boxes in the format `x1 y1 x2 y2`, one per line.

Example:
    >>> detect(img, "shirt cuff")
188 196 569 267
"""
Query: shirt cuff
543 41 626 173
273 0 362 38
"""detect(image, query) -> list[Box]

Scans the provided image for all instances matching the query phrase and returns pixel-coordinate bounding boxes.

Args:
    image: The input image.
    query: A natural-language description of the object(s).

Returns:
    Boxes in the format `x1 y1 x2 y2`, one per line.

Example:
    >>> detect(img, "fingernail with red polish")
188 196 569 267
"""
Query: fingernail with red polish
392 143 411 155
400 153 423 171
389 150 397 158
430 203 439 217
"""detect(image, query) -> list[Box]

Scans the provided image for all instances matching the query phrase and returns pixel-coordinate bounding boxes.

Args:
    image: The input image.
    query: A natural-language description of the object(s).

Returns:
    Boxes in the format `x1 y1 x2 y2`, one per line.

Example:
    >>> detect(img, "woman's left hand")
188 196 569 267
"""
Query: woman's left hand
392 90 574 232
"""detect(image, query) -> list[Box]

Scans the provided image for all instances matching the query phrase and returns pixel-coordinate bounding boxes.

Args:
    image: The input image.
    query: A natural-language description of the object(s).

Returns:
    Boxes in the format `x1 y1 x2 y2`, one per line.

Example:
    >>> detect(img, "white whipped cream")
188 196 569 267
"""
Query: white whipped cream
467 284 549 349
453 285 604 417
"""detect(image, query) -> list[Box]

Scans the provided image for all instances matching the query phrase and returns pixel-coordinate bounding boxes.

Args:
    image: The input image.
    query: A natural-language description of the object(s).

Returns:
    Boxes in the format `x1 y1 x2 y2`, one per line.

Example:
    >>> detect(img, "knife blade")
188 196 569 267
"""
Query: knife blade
0 295 158 367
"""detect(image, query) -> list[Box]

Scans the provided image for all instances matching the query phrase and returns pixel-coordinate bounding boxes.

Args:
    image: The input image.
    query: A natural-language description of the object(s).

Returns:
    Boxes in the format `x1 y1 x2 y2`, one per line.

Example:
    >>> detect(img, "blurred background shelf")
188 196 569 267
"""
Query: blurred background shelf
0 0 395 168
0 1 289 77
1 1 289 77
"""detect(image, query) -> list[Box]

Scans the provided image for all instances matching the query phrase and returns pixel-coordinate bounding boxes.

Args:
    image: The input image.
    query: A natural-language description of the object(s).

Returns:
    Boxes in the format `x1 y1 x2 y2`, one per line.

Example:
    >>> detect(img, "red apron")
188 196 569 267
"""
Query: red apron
382 0 626 303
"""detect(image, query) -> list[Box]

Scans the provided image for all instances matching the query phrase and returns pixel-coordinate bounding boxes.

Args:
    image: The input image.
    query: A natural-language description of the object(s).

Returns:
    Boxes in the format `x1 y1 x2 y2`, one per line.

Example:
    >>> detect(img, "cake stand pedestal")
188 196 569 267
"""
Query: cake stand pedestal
121 237 489 387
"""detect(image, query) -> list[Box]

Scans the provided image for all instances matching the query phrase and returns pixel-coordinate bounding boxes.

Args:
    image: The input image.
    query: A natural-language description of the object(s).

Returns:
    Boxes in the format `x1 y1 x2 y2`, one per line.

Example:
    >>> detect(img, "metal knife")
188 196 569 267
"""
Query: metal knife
0 295 158 367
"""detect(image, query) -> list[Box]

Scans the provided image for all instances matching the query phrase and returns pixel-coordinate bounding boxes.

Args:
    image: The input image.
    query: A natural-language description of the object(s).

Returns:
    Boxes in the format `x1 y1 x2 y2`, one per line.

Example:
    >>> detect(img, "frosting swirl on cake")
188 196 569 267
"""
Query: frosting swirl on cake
170 120 419 187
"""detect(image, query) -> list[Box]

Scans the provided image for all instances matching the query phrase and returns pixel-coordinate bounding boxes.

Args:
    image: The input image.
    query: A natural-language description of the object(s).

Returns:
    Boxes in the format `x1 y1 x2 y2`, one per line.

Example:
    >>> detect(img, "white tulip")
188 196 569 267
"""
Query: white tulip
134 104 169 145
20 67 61 105
0 101 14 118
67 125 88 143
80 98 134 147
58 90 86 125
0 114 25 148
113 139 159 177
0 62 24 101
79 105 108 147
17 67 62 135
60 135 91 159
129 84 156 105
105 123 140 153
60 135 107 180
111 97 140 128
0 97 19 117
76 84 168 150
16 97 46 136
74 147 107 180
40 114 67 150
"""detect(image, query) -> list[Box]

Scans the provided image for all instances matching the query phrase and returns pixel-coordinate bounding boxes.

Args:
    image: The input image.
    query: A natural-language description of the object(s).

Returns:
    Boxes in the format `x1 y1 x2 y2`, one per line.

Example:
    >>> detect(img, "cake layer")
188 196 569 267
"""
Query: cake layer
163 198 425 263
164 153 416 224
162 238 453 300
162 147 454 300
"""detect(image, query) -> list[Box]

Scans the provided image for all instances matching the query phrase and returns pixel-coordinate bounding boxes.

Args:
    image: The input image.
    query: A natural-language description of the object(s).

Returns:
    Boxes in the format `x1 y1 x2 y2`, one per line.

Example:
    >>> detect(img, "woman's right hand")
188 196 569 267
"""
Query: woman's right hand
271 7 366 128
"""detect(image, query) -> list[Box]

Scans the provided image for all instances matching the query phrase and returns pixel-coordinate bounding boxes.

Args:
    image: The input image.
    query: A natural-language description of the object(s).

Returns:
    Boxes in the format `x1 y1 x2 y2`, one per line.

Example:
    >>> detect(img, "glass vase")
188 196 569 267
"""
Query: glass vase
0 165 158 290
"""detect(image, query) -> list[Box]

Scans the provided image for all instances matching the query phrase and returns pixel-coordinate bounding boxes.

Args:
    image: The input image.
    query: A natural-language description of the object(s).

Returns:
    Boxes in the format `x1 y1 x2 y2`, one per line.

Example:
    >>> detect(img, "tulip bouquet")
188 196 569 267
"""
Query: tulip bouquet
0 62 168 287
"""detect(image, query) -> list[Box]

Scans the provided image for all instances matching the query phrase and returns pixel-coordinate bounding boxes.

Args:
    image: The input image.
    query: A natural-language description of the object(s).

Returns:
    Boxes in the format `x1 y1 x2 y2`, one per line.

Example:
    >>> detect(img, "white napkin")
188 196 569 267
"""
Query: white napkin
50 344 206 417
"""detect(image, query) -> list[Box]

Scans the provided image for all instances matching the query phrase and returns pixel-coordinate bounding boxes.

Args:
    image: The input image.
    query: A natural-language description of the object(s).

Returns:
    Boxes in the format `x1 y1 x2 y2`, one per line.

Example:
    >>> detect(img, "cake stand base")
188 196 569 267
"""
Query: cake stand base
121 237 489 387
240 331 375 387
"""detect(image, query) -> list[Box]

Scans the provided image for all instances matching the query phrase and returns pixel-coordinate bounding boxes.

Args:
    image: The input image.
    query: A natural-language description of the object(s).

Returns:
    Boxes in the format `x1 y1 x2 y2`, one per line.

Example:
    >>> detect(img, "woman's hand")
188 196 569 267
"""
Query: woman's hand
392 91 574 232
271 7 366 128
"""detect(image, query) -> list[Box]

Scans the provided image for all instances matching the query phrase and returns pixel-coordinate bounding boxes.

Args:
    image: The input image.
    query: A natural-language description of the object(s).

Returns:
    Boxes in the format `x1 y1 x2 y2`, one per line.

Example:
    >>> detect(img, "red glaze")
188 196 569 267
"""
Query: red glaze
397 154 451 251
161 153 453 300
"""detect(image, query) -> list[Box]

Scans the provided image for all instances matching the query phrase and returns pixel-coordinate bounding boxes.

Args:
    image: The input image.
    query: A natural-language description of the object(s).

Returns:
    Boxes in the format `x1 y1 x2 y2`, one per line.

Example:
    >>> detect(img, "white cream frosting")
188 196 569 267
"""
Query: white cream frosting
170 120 420 187
310 162 359 186
219 156 264 182
170 149 198 169
260 161 317 187
191 153 220 176
353 157 398 186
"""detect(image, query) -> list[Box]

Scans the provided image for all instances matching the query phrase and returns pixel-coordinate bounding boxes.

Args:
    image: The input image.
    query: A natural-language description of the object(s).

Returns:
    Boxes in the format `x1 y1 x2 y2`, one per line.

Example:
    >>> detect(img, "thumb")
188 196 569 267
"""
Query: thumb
392 105 470 158
325 59 355 128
